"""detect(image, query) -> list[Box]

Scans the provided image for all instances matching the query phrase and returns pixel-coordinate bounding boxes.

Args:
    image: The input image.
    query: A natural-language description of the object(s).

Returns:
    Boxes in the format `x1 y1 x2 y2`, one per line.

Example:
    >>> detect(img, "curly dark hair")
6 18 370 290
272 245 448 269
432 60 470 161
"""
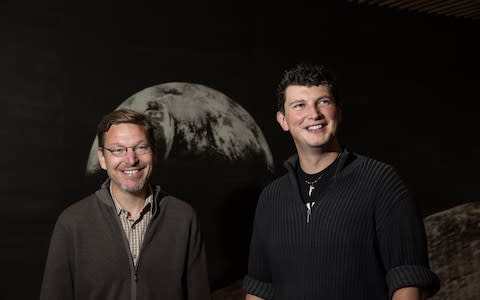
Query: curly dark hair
276 63 340 113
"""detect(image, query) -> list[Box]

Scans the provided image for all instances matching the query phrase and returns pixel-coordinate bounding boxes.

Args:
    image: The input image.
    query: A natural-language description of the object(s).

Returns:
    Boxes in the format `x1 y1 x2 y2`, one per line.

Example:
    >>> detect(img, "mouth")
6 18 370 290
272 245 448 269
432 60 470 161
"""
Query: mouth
121 169 142 176
306 124 325 131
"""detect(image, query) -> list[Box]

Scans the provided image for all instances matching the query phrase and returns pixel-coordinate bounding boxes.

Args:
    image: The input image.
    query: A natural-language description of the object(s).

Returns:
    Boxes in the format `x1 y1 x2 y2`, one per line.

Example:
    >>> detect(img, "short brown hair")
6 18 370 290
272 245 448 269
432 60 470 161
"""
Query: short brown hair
97 108 156 152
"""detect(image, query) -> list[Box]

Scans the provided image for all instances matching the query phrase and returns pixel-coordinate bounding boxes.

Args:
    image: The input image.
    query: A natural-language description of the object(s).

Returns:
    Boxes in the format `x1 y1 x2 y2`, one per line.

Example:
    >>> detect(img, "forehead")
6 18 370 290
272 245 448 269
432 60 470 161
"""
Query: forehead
285 84 332 102
103 123 147 144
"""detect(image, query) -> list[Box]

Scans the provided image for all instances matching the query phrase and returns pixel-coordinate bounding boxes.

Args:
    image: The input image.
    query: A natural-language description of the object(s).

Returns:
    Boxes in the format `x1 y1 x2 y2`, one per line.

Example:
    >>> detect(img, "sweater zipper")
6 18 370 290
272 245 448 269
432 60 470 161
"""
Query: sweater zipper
306 202 315 223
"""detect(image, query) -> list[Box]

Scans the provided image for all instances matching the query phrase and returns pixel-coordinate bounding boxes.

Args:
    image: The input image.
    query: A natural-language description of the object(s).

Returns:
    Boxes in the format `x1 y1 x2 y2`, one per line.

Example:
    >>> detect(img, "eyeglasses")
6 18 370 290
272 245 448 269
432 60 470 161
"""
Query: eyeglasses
102 144 152 157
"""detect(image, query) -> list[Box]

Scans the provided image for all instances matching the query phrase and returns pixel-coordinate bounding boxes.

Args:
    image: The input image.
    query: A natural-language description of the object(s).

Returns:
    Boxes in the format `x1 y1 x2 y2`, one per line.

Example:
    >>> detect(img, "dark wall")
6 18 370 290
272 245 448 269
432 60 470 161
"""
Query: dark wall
1 1 478 299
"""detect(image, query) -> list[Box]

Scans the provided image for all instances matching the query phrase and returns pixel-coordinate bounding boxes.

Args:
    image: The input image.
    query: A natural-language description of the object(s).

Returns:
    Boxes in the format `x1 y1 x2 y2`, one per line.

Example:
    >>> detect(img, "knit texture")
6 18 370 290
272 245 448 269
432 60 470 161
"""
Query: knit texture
243 149 440 300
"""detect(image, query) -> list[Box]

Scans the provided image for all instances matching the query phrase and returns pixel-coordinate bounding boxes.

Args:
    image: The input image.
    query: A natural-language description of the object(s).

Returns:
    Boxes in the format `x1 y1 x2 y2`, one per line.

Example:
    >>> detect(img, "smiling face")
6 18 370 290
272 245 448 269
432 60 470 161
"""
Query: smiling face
97 123 154 197
276 84 341 156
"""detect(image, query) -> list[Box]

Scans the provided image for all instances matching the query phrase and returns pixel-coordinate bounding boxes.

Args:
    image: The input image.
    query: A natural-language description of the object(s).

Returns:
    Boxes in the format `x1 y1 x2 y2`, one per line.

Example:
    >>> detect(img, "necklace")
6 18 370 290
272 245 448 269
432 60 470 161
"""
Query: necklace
305 174 323 197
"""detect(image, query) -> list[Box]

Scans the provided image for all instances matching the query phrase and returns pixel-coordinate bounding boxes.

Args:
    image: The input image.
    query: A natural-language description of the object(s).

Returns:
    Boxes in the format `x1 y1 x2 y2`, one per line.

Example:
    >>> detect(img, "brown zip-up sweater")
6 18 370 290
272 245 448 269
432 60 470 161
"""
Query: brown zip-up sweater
40 180 210 300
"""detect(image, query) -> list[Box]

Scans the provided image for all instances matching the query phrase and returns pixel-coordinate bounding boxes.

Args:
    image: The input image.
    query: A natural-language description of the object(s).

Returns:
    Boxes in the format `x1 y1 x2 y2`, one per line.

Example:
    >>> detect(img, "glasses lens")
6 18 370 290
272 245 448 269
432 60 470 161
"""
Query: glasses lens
110 147 126 156
105 145 151 156
135 145 151 154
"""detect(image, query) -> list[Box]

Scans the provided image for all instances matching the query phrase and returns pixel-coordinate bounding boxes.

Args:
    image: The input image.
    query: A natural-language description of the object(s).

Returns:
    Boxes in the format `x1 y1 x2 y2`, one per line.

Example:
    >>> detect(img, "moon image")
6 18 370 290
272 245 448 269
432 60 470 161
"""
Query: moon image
81 83 480 298
86 82 274 175
424 201 480 300
85 82 275 290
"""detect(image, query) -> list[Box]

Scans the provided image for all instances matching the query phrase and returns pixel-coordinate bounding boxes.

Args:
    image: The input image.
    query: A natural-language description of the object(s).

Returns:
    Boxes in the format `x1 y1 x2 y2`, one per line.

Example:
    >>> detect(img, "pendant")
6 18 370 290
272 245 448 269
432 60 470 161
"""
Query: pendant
308 185 315 196
305 174 323 197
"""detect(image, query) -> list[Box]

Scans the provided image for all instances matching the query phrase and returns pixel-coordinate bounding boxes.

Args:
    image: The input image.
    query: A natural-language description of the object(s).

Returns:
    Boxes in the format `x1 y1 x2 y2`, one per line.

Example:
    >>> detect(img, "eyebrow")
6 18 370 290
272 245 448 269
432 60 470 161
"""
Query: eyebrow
289 96 331 103
106 141 148 147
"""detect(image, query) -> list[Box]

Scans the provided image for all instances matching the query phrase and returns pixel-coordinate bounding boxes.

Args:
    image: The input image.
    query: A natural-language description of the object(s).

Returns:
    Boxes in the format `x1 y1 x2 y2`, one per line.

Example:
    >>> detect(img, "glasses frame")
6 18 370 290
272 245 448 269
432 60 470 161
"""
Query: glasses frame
102 144 152 157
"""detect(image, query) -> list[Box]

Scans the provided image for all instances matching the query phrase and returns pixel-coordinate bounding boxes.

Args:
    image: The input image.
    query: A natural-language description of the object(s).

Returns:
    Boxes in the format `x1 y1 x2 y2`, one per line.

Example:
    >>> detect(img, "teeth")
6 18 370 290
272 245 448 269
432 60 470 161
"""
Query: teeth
123 170 139 175
308 124 323 130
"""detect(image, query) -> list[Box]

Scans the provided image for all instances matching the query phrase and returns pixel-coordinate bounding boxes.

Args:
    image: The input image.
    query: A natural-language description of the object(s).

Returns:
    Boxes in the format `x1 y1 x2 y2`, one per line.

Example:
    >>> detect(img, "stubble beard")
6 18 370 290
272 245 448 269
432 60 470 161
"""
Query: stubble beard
118 177 148 194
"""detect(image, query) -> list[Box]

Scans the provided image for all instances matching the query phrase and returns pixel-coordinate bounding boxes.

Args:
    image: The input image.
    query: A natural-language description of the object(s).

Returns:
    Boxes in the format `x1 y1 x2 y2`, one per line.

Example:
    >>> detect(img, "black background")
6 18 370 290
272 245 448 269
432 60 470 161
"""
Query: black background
1 1 478 298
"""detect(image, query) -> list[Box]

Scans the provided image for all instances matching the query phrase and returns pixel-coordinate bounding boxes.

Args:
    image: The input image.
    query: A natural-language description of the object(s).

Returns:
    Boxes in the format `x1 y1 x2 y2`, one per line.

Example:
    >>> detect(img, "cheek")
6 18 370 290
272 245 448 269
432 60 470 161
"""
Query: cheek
292 114 306 126
102 156 123 171
325 108 340 121
142 154 155 165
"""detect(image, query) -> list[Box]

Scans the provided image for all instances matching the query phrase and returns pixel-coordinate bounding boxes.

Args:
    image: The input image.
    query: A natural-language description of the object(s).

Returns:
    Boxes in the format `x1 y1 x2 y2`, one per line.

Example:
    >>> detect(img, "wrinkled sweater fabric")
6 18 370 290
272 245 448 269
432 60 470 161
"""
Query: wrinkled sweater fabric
41 180 210 300
243 149 440 300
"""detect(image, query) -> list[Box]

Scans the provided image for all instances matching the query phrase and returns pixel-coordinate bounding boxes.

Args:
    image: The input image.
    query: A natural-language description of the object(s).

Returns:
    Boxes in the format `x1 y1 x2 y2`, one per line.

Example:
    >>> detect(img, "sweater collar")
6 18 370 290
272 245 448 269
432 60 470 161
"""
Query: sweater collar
283 148 352 180
96 179 164 215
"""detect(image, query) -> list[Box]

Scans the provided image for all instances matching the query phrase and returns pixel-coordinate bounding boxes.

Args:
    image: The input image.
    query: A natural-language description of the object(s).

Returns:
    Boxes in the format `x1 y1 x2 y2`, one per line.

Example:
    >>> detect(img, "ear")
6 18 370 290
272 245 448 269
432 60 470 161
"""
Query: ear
276 111 289 132
97 148 107 170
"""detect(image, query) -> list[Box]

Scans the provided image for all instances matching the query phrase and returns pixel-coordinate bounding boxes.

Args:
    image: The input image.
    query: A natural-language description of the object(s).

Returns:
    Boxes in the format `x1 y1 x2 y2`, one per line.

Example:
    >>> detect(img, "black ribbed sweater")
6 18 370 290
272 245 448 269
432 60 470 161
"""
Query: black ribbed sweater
243 149 439 300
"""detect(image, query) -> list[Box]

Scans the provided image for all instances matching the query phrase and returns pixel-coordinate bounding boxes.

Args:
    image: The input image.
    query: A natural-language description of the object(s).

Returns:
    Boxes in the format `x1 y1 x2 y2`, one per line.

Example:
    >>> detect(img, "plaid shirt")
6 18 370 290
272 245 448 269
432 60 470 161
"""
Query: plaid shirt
110 185 153 266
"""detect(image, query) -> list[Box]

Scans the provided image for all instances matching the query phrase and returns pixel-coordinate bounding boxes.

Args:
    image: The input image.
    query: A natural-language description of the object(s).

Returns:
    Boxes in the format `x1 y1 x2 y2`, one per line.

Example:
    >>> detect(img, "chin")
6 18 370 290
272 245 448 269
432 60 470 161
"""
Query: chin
120 181 147 193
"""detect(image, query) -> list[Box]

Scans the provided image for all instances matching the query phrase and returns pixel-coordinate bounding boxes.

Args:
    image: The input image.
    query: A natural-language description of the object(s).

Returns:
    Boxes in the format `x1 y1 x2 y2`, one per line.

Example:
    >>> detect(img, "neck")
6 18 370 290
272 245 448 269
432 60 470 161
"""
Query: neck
297 140 342 174
299 152 340 174
111 184 149 216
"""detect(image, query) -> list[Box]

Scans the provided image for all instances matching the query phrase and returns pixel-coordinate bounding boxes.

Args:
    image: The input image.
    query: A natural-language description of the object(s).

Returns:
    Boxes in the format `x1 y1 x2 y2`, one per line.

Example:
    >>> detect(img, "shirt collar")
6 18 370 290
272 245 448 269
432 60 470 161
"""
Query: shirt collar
109 183 153 216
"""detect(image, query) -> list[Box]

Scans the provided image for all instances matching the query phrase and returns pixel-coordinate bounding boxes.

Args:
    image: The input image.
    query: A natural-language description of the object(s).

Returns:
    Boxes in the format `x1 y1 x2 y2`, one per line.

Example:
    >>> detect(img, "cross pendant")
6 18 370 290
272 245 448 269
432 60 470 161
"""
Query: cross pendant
308 185 315 196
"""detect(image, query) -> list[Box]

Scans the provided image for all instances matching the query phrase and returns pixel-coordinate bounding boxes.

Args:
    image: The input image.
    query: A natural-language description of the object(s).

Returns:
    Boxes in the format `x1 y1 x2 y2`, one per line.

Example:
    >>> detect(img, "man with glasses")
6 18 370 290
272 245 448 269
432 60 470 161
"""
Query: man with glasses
40 108 210 300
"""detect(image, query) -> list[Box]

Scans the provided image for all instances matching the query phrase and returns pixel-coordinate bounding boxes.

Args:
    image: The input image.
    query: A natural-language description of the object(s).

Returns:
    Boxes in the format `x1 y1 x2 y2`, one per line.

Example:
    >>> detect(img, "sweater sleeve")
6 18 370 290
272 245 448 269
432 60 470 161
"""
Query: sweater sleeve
186 210 211 300
40 214 74 300
375 167 440 298
242 190 274 300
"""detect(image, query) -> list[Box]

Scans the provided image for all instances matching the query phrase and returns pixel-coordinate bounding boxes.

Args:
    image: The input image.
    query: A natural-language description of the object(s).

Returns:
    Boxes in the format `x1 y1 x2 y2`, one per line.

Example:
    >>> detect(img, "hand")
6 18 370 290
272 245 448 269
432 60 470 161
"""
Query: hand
392 287 427 300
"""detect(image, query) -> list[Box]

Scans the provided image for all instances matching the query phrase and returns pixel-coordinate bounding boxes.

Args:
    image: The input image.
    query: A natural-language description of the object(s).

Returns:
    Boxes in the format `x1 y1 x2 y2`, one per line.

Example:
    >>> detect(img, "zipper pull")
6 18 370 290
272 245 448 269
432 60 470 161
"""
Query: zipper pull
306 202 315 224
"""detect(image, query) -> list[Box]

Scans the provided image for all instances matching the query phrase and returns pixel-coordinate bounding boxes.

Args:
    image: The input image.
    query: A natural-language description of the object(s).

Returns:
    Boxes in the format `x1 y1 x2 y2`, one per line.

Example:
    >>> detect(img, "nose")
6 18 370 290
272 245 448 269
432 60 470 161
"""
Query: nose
307 103 322 119
124 148 139 165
